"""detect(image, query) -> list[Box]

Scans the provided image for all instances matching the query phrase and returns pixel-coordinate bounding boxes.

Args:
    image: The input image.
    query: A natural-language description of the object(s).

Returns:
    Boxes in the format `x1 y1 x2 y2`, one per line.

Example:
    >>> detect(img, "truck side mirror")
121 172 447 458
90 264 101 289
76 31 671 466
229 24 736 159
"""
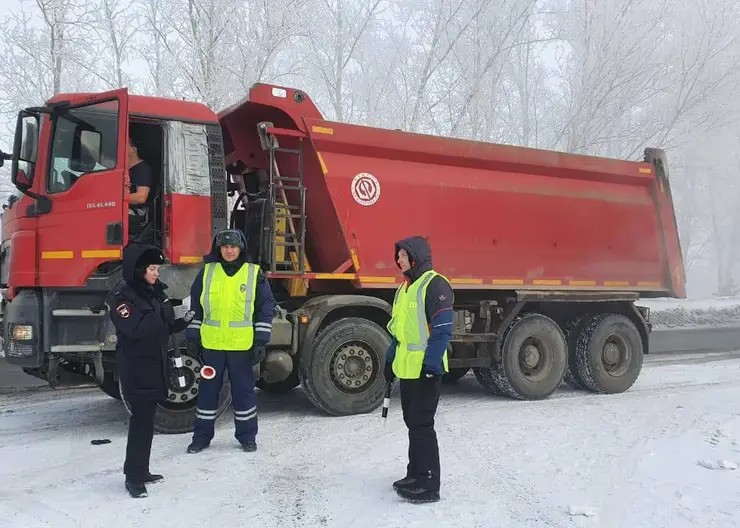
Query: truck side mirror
11 110 40 191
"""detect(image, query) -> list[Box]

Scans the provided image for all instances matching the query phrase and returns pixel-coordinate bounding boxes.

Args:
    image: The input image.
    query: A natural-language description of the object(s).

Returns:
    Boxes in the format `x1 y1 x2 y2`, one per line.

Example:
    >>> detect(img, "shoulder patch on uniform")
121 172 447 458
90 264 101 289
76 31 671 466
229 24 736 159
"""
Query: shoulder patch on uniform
116 303 131 319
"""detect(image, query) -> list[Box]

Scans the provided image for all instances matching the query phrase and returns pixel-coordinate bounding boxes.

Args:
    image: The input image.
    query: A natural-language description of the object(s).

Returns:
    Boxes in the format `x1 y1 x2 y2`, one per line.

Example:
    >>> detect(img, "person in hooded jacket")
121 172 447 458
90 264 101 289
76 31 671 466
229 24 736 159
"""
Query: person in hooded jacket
384 236 454 504
185 228 276 454
108 242 192 499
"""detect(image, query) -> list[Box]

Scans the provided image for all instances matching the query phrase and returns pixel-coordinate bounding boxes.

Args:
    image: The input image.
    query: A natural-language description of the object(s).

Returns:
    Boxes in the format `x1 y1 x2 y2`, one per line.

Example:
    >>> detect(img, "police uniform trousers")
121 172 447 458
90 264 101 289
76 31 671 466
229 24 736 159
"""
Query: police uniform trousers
123 399 159 482
400 375 442 491
192 348 258 444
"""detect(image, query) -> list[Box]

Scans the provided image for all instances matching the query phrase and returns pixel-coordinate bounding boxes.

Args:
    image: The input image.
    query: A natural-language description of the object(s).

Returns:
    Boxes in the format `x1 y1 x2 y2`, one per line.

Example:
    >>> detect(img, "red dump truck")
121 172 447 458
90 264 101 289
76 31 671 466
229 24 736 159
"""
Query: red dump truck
0 84 686 433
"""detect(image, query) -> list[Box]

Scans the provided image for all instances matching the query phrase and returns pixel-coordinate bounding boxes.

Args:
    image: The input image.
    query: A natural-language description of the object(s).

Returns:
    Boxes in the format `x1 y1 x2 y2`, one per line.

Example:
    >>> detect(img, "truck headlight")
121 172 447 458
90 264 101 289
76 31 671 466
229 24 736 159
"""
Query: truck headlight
12 324 33 341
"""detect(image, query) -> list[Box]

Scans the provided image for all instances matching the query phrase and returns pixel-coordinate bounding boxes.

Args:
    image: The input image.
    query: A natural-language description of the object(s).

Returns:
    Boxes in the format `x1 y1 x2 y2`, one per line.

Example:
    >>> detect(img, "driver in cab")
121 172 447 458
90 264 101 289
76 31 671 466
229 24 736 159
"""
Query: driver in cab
127 132 154 241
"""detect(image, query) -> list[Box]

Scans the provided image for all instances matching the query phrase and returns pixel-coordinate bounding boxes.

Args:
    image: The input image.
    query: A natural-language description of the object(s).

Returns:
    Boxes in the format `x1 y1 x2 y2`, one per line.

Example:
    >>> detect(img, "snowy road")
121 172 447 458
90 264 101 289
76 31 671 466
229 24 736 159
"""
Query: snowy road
2 355 740 528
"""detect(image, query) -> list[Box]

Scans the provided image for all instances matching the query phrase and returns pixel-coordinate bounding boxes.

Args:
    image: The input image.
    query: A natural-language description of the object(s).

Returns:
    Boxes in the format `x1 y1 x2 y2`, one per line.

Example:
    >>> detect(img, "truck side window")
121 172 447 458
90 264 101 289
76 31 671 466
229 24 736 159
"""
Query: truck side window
47 100 119 194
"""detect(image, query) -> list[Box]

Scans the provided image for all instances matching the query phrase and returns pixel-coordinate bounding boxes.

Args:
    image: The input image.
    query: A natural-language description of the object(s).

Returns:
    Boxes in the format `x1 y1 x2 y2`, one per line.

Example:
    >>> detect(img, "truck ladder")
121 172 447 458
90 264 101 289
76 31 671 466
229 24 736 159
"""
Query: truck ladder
256 122 310 283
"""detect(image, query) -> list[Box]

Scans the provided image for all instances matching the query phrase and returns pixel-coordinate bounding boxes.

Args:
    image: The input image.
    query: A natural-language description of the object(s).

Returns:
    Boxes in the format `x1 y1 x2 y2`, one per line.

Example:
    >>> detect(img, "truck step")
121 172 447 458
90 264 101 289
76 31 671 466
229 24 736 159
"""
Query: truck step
450 333 498 343
273 241 305 247
274 213 306 220
274 176 301 182
274 147 301 155
273 184 305 192
52 309 106 317
50 344 104 353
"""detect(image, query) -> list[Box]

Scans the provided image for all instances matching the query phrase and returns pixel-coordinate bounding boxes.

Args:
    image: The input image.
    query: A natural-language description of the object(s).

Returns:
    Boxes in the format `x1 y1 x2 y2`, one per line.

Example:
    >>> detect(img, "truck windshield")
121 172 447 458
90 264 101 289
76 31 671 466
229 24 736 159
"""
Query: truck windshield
48 100 119 194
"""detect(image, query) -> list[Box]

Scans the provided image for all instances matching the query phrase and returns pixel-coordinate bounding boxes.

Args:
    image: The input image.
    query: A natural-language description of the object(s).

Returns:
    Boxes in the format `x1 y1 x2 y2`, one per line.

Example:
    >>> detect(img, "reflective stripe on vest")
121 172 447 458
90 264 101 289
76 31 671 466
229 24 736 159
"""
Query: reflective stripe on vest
387 269 449 379
199 262 259 351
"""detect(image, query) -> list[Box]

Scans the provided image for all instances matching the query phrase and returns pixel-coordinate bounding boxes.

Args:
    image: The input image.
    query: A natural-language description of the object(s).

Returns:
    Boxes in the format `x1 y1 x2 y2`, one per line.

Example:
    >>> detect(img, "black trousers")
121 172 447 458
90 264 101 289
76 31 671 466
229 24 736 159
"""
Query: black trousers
123 399 159 482
400 376 442 491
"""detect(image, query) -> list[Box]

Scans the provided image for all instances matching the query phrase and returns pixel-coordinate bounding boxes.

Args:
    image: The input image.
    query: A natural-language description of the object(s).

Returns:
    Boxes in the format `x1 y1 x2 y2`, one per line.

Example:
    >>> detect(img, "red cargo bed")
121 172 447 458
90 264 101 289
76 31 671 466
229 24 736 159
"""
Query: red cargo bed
219 84 686 298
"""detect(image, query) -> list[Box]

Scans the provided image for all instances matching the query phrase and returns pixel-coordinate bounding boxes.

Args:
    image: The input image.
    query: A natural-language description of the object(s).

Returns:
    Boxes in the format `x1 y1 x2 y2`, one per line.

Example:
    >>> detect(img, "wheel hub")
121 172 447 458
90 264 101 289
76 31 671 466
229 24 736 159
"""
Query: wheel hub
518 337 548 378
602 336 629 376
603 343 620 366
522 345 541 368
330 343 376 393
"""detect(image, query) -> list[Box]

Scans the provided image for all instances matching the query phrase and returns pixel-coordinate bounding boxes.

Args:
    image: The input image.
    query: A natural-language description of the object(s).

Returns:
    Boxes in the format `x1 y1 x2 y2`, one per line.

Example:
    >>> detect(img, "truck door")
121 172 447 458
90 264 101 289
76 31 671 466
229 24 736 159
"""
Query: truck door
37 89 129 287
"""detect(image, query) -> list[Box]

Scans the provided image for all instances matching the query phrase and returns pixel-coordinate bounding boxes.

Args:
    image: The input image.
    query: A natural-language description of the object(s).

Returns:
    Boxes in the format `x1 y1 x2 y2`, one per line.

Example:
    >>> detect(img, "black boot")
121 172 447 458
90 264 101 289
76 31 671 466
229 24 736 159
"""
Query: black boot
187 441 210 454
125 481 148 498
396 485 440 504
392 476 416 491
241 440 257 452
145 473 164 484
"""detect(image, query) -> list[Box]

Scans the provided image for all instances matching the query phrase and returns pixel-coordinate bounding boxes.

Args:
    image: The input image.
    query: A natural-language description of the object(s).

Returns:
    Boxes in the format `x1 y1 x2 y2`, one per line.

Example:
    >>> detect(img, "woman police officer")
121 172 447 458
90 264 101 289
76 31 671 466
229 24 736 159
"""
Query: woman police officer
107 242 192 498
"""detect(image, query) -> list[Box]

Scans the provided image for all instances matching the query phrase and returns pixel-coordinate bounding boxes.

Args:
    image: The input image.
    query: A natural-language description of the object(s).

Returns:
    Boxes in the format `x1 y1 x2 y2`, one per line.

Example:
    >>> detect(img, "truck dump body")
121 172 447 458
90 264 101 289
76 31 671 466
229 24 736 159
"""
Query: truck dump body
220 85 685 298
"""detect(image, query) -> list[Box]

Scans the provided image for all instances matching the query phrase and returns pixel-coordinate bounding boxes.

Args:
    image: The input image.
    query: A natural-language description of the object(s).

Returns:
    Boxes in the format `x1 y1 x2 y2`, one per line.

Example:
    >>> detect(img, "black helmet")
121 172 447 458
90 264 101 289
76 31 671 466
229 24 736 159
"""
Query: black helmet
215 229 245 250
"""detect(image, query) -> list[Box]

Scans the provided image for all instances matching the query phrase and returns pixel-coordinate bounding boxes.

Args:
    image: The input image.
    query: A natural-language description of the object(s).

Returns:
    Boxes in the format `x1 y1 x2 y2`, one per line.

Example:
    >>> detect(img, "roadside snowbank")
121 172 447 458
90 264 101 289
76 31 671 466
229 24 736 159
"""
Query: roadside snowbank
1 357 740 527
638 297 740 329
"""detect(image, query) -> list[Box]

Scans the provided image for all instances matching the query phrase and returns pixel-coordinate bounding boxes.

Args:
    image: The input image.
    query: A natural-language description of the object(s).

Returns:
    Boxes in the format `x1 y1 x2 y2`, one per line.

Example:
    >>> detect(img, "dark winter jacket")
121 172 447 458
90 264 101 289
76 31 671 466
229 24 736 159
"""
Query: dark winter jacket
185 230 276 351
108 243 188 401
385 236 454 376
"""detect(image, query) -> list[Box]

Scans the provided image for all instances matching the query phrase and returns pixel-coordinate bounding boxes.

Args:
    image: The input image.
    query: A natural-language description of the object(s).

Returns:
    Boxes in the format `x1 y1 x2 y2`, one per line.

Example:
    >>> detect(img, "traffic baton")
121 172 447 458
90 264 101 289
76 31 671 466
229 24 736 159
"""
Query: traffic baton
171 354 187 388
169 335 187 389
381 381 392 429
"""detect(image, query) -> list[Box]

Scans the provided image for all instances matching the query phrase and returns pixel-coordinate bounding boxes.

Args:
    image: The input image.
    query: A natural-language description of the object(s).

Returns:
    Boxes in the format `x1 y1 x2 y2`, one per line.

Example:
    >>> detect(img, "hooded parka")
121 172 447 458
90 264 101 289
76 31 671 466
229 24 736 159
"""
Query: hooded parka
108 242 188 402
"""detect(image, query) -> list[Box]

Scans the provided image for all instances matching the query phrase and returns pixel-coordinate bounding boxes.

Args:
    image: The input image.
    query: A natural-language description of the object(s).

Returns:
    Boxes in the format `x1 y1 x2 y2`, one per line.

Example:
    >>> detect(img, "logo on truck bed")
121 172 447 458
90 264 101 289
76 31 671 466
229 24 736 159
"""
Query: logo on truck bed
351 173 380 206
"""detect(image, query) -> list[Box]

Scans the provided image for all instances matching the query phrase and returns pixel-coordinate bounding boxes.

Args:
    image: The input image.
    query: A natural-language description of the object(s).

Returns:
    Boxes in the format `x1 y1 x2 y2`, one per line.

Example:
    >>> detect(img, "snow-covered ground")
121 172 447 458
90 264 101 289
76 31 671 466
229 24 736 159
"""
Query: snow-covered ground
2 355 740 528
638 296 740 329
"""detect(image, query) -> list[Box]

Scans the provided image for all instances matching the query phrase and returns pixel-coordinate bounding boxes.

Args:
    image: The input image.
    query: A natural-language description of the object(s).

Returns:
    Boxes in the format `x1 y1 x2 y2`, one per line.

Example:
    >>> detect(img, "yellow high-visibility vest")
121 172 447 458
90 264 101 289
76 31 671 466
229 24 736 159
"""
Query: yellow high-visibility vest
387 269 449 379
199 262 259 351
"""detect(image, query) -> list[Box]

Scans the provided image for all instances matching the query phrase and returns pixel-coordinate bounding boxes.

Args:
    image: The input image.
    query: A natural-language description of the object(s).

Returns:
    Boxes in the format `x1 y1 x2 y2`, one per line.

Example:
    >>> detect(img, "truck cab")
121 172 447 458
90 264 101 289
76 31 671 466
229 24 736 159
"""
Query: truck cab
0 90 229 420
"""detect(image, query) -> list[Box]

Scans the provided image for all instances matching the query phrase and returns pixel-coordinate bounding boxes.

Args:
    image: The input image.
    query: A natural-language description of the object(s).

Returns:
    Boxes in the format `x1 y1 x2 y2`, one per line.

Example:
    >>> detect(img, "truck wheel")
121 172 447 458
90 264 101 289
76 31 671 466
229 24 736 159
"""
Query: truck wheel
256 368 300 393
119 337 232 434
300 317 389 416
442 367 470 384
574 313 644 394
99 373 122 400
492 313 567 400
562 315 591 390
473 365 505 395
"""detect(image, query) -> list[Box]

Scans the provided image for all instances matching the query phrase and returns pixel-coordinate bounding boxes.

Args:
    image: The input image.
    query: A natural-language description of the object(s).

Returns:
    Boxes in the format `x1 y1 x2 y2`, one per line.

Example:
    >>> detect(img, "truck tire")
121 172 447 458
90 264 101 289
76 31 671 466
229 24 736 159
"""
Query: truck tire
442 367 470 384
119 337 232 434
562 315 591 391
473 365 505 395
574 313 643 394
99 373 122 400
299 317 389 416
491 313 567 400
256 369 300 393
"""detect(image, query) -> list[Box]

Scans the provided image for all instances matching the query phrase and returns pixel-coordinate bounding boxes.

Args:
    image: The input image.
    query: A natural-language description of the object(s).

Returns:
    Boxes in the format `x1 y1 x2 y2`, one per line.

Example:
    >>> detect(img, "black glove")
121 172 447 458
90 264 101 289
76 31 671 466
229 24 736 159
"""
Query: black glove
159 298 175 326
251 345 266 366
421 365 440 379
384 361 395 383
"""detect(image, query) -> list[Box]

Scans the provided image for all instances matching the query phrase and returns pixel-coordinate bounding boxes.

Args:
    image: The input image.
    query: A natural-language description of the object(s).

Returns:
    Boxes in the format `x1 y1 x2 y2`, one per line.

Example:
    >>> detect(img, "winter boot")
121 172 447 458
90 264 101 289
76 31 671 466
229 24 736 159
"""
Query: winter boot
396 485 440 504
187 441 210 454
241 440 257 452
392 476 416 491
145 473 164 484
125 481 148 498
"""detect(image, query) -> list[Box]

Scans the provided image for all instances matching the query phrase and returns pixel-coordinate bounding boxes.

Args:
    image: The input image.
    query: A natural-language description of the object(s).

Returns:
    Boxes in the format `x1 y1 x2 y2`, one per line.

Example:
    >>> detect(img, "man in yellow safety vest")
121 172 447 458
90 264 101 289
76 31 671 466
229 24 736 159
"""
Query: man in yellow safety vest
384 236 454 504
185 229 276 454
